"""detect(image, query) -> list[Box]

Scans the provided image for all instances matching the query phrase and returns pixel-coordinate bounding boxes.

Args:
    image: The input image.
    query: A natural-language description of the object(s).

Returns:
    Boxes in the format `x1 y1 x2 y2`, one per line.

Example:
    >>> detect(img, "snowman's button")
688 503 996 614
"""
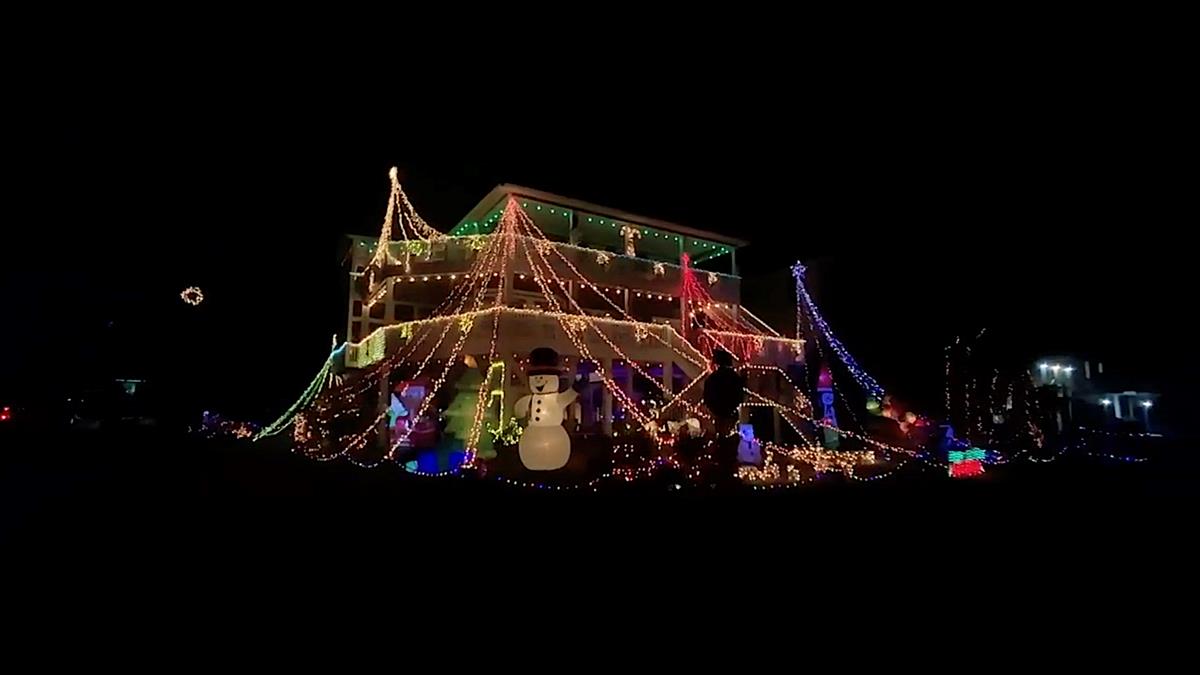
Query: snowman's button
534 417 541 422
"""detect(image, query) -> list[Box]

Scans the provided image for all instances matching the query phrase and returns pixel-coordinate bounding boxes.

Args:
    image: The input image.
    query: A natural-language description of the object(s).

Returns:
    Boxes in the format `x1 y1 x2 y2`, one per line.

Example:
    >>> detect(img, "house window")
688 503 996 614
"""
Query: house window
369 302 386 319
351 322 363 342
353 300 363 317
394 304 415 321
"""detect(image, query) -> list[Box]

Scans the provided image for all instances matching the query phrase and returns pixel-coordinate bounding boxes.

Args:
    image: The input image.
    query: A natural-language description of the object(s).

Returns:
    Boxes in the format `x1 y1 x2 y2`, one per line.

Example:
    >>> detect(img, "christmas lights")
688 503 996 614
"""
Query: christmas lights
462 234 516 463
488 417 523 446
947 447 986 477
440 232 736 281
266 177 1100 492
792 262 884 398
513 220 656 427
509 207 720 425
319 215 514 462
948 459 984 477
523 223 706 369
180 286 204 306
619 225 642 257
385 221 513 457
255 352 335 440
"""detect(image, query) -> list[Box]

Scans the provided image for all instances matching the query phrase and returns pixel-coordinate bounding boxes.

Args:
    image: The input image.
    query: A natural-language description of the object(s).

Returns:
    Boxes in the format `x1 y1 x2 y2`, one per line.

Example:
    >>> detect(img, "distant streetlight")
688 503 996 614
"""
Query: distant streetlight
1100 399 1112 406
1141 400 1153 431
1063 366 1074 375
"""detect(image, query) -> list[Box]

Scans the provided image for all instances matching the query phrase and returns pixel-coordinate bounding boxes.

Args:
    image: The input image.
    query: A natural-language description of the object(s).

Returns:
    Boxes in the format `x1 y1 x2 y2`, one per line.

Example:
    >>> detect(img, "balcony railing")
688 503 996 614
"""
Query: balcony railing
366 235 741 305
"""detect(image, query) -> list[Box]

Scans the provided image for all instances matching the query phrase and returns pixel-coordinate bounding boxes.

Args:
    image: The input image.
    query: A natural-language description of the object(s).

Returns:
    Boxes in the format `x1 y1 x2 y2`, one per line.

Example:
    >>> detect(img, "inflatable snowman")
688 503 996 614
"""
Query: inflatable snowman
737 423 763 466
513 348 579 471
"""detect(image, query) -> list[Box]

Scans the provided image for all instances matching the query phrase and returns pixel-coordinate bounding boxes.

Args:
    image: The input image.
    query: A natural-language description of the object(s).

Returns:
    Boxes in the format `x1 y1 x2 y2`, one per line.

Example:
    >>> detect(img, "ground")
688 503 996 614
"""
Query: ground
4 425 1197 576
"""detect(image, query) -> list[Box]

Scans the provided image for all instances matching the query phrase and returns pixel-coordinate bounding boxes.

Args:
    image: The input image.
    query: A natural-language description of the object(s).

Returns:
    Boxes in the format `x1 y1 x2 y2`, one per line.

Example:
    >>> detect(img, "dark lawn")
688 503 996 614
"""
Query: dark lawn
4 425 1196 582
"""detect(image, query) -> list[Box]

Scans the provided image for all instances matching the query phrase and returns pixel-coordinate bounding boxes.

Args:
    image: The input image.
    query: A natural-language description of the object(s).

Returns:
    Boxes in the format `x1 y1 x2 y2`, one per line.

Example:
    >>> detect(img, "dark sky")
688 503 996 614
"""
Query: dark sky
4 36 1193 423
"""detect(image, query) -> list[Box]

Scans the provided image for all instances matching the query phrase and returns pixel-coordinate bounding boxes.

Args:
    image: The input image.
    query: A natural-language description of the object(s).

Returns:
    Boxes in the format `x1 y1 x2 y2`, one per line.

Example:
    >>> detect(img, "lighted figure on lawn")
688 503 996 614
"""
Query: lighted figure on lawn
514 348 579 471
389 379 437 448
737 423 763 467
817 364 840 449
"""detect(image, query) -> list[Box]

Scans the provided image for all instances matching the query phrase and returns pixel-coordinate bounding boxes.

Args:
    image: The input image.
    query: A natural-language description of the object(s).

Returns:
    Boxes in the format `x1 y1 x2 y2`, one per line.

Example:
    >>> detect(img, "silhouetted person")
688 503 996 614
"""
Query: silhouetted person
702 349 745 485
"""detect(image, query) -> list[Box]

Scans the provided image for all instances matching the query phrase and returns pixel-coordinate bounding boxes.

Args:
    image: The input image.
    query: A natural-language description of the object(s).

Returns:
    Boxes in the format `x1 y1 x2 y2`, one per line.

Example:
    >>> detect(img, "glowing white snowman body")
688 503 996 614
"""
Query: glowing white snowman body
514 374 578 470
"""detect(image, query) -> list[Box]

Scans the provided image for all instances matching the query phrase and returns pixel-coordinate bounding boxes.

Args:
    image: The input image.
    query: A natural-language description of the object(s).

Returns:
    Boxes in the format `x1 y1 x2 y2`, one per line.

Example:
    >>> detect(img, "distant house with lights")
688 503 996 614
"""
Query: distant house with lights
1033 356 1161 432
342 184 807 437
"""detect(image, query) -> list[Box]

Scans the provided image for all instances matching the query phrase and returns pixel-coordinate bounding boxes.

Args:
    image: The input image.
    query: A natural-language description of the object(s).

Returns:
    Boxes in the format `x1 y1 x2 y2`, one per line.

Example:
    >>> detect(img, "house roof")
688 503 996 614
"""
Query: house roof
455 184 750 248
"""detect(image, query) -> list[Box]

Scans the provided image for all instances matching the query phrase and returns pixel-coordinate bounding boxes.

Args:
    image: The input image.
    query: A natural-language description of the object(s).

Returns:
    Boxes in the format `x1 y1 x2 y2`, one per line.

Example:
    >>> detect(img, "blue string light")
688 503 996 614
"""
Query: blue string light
792 263 885 398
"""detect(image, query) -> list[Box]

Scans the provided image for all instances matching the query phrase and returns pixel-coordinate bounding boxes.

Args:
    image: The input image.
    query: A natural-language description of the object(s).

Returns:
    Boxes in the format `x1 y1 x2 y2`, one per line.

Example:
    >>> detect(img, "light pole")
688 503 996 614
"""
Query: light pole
1141 400 1153 432
1101 398 1112 422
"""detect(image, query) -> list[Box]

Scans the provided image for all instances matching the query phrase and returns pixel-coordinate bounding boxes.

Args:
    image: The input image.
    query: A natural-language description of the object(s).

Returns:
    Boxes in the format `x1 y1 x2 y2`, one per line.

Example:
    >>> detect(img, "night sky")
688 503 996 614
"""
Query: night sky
5 49 1191 428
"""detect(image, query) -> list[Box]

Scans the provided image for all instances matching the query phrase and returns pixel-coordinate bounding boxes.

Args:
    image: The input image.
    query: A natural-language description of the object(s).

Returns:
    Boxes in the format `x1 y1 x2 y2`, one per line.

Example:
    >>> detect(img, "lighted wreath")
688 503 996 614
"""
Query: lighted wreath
180 286 204 306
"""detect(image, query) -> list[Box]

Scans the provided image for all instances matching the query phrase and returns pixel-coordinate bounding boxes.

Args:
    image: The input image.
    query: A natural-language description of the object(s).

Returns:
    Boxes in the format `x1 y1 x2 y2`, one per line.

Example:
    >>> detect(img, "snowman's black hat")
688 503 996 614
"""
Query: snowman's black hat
527 347 563 376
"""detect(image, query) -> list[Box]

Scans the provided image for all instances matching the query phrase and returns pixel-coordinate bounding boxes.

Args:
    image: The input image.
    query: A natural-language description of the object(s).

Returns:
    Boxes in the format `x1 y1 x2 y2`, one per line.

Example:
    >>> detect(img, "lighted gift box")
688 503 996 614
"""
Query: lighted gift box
948 447 985 478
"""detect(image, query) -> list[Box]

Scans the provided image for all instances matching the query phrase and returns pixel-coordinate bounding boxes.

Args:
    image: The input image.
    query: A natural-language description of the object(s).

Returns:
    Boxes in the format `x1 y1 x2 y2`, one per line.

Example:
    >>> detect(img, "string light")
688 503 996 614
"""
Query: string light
255 351 336 440
180 286 204 306
526 227 706 368
267 179 1157 492
792 262 884 398
509 208 725 425
320 211 514 461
